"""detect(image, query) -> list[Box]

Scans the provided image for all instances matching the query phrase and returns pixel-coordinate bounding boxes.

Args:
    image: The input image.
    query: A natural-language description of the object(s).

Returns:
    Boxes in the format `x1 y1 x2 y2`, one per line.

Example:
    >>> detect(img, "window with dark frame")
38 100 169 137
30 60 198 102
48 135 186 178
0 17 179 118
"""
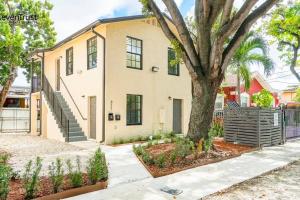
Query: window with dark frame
126 36 142 70
126 94 142 125
87 36 97 69
168 48 180 76
66 47 73 75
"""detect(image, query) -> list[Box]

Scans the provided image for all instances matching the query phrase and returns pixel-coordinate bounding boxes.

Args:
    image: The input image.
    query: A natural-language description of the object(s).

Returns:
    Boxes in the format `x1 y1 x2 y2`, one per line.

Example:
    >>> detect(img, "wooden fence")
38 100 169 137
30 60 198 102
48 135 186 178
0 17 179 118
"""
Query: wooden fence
224 107 284 147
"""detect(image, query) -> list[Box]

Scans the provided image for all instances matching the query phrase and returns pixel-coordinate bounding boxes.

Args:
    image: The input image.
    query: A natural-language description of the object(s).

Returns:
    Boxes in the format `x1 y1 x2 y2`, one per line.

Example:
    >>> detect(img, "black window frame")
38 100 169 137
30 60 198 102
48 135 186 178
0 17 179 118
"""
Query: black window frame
126 94 142 126
87 36 97 70
66 47 73 76
126 36 143 70
168 47 180 76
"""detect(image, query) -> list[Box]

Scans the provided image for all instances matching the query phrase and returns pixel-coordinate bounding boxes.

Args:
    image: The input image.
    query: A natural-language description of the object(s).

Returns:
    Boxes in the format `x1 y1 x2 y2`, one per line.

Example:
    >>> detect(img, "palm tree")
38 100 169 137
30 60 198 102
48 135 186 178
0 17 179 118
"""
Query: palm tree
230 32 274 105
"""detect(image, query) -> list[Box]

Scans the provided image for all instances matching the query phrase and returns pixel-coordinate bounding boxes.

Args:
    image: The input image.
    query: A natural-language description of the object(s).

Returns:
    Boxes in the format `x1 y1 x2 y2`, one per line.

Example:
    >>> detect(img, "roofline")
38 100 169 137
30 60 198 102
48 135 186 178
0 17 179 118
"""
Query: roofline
33 14 173 55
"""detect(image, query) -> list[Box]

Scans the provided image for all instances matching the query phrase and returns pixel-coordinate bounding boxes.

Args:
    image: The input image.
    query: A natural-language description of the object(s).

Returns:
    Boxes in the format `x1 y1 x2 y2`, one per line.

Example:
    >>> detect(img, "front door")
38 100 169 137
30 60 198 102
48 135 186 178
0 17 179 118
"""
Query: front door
56 59 60 91
89 96 97 139
173 99 182 133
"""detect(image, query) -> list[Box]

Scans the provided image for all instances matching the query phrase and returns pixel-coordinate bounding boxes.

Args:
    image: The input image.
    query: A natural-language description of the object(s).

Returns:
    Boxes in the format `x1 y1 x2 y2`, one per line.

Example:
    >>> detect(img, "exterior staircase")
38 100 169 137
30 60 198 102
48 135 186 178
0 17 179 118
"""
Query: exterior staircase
55 92 87 142
43 75 87 142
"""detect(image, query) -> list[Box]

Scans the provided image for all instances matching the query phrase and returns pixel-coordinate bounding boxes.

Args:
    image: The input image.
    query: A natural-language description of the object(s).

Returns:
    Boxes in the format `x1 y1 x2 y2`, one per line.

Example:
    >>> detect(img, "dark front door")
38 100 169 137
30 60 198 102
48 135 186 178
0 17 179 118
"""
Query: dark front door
56 59 60 91
89 96 97 139
173 99 182 133
285 109 300 139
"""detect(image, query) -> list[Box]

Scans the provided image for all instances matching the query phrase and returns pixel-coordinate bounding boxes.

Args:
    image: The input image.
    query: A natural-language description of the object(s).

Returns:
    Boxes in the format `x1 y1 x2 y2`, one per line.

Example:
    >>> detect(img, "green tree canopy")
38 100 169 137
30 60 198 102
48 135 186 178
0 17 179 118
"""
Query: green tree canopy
267 1 300 81
294 87 300 102
252 89 274 108
0 0 56 108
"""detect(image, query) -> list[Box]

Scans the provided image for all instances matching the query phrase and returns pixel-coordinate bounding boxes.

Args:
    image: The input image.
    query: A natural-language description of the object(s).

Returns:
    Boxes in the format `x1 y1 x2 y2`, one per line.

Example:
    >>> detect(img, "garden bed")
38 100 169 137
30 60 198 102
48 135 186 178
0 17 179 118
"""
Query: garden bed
7 175 107 200
134 138 256 178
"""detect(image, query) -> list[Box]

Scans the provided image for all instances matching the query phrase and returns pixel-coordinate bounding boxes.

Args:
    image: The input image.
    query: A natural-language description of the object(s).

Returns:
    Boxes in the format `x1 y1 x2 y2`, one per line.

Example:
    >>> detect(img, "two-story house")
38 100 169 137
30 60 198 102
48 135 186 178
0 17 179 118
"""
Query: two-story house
30 15 192 144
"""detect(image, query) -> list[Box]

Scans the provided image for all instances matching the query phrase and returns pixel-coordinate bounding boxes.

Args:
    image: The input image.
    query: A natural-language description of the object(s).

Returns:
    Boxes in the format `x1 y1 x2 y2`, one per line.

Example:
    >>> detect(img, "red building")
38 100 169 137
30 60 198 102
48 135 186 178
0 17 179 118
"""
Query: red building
215 72 280 109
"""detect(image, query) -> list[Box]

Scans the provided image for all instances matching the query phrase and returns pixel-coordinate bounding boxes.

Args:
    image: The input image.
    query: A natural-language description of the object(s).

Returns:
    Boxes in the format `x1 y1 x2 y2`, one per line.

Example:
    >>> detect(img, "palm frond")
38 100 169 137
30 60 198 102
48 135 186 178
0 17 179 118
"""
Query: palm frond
239 65 251 90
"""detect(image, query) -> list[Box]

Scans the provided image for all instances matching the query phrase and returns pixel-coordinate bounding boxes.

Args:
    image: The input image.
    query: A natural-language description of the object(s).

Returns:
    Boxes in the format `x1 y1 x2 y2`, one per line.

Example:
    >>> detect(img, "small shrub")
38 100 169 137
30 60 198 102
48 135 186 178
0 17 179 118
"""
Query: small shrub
141 135 149 141
204 133 214 153
141 151 154 165
170 150 177 165
112 138 119 145
209 120 224 137
66 157 83 188
133 145 144 156
152 140 158 145
175 138 194 158
0 163 11 200
48 158 64 193
145 142 153 149
119 138 124 144
129 137 135 143
164 138 170 144
136 135 143 141
153 133 162 140
0 154 9 165
22 157 42 200
154 154 166 168
86 148 108 185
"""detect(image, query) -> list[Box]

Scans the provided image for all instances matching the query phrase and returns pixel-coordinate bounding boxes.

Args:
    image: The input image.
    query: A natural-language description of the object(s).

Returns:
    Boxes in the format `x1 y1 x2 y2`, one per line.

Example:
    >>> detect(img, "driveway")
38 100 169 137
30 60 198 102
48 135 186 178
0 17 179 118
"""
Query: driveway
0 133 150 187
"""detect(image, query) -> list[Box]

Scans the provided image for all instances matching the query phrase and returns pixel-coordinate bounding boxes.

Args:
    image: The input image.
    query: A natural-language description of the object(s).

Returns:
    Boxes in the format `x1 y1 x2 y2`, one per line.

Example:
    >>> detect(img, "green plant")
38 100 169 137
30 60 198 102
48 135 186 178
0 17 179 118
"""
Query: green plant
133 145 144 156
0 163 11 200
66 157 83 188
48 158 64 193
155 154 166 168
152 140 158 145
170 151 177 165
119 138 124 144
209 121 224 137
174 138 194 158
86 148 108 185
112 138 119 145
0 154 9 165
141 151 154 165
204 133 214 153
252 89 274 108
136 135 143 141
22 157 42 200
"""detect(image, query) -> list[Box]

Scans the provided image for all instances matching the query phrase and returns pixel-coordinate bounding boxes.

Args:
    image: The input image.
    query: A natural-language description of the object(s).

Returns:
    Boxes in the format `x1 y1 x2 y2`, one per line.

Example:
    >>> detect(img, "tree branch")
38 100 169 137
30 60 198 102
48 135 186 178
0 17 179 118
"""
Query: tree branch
146 0 205 78
221 0 234 26
221 0 279 72
162 0 201 69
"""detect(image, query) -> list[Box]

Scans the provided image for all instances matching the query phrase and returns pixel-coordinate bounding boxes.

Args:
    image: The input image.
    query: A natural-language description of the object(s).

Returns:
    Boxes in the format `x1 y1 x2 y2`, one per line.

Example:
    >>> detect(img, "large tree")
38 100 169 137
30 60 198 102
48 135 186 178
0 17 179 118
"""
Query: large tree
140 0 279 143
267 1 300 81
230 31 274 105
0 0 56 109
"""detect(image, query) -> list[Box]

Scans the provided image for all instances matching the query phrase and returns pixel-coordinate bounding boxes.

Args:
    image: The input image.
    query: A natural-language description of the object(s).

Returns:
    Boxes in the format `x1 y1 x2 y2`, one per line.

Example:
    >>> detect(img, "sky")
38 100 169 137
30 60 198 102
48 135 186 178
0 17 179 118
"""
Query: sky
14 0 299 91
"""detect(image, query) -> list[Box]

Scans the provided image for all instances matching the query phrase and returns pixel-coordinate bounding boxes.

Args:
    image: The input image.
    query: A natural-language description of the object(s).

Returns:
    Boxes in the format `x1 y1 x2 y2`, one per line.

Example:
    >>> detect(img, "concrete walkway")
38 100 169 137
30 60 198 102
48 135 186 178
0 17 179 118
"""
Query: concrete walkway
68 139 300 200
73 142 151 187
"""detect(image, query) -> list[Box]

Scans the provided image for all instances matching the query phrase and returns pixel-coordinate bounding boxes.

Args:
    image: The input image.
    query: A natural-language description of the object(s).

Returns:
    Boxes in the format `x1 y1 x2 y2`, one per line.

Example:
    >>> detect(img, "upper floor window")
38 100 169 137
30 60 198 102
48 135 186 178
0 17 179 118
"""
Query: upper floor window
126 36 142 70
66 47 73 76
168 48 179 76
87 36 97 69
127 94 142 125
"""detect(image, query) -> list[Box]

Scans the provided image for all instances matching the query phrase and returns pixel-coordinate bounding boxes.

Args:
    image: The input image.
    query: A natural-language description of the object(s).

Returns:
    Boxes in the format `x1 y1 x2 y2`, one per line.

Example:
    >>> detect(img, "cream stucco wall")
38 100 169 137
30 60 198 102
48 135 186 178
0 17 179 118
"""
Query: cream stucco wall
37 17 192 144
104 19 192 144
43 26 106 142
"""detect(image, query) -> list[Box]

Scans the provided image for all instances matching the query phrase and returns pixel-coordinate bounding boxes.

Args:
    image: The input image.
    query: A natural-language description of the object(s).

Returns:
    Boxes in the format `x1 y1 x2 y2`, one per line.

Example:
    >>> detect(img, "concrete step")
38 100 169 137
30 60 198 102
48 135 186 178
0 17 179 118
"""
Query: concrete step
68 131 85 137
67 136 87 142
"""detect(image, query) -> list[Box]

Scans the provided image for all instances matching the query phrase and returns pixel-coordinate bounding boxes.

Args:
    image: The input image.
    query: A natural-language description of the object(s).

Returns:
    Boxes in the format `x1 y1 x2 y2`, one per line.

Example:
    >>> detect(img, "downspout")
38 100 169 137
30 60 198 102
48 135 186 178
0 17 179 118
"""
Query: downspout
36 52 45 136
92 27 106 143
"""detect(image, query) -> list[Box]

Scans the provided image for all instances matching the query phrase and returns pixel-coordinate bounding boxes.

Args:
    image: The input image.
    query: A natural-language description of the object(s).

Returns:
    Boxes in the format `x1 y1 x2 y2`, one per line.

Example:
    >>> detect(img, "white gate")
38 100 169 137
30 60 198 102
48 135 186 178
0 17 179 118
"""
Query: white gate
0 108 29 133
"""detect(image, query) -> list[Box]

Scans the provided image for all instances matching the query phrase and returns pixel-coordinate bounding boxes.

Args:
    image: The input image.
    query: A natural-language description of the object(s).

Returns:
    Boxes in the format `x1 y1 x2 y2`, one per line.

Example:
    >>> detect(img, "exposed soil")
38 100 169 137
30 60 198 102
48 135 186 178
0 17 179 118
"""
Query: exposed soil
7 174 106 200
138 138 256 177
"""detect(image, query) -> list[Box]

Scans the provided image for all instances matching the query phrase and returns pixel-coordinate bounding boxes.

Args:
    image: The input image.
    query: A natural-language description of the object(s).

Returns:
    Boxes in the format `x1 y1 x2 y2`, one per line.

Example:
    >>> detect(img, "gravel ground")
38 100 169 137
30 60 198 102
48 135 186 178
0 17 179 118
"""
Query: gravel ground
0 133 100 176
205 159 300 200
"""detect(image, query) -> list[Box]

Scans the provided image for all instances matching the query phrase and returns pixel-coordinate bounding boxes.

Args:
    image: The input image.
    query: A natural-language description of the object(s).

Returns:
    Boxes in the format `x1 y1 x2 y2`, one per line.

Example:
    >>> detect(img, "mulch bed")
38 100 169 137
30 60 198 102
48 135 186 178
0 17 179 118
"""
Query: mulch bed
137 138 257 178
7 174 106 200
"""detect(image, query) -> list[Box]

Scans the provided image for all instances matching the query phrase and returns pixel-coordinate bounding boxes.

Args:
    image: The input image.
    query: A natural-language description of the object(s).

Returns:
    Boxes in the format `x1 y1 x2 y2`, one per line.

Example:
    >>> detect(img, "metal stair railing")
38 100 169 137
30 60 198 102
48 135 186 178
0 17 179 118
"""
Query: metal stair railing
42 74 70 142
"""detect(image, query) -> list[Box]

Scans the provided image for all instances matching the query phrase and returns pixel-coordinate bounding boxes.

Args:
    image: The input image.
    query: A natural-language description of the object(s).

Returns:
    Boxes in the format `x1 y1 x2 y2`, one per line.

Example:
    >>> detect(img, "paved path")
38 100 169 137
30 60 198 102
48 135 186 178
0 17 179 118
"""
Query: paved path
73 142 152 187
0 134 150 187
68 139 300 200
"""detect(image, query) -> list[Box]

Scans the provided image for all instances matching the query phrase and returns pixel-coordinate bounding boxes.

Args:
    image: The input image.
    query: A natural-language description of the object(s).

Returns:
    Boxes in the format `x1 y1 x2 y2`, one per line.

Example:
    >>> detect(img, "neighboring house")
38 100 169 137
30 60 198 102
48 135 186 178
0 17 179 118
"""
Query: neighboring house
30 15 192 144
280 86 298 104
215 72 280 109
0 86 30 108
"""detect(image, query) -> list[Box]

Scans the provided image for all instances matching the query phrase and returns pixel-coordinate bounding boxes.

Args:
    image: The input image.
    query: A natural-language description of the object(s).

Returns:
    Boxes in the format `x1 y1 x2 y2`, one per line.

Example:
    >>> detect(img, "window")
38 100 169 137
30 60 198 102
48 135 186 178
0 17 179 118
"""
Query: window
66 47 73 75
87 36 97 69
127 94 142 125
126 36 142 69
241 93 249 107
168 48 179 76
215 94 224 110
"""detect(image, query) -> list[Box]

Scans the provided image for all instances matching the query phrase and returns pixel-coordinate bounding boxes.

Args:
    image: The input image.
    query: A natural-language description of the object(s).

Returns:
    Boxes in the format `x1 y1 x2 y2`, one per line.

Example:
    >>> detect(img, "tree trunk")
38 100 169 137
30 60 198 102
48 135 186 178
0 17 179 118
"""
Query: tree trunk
0 67 17 110
187 79 219 142
236 68 241 106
